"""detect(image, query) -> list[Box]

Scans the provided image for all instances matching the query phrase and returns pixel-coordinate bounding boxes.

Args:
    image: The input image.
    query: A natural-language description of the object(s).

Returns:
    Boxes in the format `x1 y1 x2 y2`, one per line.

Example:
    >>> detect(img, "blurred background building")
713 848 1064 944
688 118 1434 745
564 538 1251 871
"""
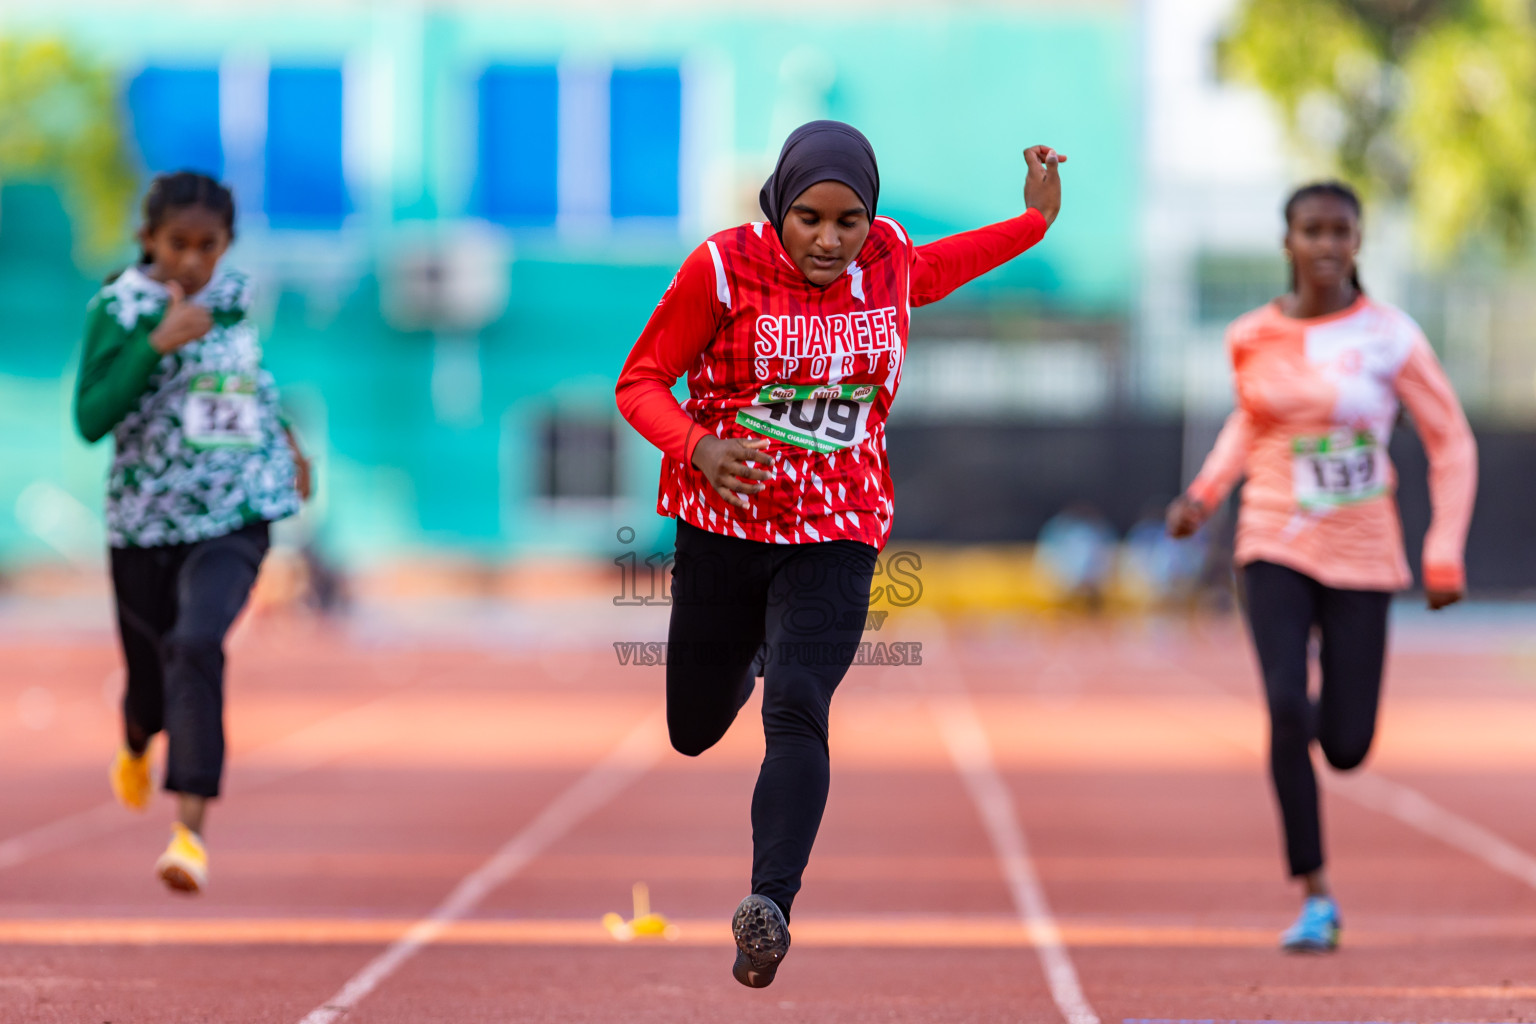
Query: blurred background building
0 0 1531 597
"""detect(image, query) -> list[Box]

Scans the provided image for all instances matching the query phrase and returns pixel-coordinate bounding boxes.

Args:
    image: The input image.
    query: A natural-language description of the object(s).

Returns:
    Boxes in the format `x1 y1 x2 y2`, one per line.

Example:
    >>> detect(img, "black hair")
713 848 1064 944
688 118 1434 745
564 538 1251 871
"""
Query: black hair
137 170 236 265
1283 180 1362 294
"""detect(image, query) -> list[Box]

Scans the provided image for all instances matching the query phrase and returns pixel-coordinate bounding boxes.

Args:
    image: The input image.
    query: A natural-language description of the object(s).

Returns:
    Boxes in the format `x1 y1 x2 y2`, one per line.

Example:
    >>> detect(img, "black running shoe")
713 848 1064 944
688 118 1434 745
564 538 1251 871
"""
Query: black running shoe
731 894 790 988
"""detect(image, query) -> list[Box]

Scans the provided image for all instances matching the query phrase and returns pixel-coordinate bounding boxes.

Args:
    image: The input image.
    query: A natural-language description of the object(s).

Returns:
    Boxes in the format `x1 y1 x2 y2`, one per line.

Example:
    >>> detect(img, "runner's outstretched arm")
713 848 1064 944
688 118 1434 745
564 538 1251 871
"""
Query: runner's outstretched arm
909 145 1064 306
1169 407 1252 537
1188 407 1253 511
615 244 773 510
75 298 162 443
1394 335 1477 604
616 245 722 465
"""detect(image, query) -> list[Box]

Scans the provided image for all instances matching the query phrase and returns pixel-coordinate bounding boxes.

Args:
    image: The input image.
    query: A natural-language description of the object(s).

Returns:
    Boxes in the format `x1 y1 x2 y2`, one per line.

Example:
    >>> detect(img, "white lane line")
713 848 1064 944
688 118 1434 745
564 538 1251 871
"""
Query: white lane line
934 695 1100 1024
0 610 265 865
1326 772 1536 891
0 801 128 871
1148 653 1536 896
0 670 420 872
296 713 665 1024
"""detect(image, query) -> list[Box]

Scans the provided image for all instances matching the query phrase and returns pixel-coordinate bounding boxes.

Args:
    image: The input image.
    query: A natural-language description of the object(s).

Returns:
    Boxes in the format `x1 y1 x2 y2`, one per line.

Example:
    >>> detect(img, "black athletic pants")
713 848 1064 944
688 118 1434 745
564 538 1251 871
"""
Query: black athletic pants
1242 560 1392 877
666 518 878 922
110 520 270 798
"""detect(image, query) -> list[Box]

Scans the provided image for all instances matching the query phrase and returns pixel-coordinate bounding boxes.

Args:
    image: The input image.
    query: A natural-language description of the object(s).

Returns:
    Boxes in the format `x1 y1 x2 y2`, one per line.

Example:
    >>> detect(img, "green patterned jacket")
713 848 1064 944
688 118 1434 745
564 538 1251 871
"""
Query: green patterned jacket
74 265 300 548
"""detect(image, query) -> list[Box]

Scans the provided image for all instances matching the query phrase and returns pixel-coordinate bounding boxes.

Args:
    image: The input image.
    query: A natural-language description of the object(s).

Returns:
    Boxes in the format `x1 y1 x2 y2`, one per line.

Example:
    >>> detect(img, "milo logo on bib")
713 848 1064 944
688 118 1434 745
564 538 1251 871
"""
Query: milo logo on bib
1292 428 1388 510
736 383 882 453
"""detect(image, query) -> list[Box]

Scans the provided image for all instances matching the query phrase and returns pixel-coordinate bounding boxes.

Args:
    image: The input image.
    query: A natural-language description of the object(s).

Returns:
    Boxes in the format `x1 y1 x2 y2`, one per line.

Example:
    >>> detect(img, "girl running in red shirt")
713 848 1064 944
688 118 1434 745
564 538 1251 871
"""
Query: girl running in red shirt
1168 182 1477 953
618 121 1065 987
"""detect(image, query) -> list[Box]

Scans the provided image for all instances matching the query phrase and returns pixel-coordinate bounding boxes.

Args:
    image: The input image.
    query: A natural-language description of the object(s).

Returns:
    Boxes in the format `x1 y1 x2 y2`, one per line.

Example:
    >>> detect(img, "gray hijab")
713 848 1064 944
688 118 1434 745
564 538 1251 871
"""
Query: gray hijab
759 120 879 237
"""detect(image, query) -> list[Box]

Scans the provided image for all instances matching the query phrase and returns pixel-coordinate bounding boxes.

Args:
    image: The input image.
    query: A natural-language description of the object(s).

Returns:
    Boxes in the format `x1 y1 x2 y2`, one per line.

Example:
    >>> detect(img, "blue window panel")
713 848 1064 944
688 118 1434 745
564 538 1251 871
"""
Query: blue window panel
265 66 349 227
127 67 223 177
609 67 680 219
476 66 559 226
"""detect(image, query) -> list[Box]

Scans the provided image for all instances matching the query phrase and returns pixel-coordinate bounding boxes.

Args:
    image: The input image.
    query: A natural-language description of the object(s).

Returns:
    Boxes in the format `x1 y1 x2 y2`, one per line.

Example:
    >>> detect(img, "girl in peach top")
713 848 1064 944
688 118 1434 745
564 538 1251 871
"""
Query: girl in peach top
1168 182 1477 953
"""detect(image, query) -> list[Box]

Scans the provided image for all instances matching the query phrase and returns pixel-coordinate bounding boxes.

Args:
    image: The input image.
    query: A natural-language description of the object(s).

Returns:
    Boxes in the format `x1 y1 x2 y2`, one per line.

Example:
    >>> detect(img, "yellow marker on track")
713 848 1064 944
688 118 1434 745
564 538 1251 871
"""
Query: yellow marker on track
602 882 679 942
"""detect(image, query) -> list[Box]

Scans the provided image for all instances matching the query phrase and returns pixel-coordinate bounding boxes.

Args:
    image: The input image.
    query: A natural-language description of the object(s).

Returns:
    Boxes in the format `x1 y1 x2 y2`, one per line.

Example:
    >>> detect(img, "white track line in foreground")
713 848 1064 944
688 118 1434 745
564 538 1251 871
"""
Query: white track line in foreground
1326 771 1536 891
934 696 1101 1024
0 671 423 872
0 801 127 871
0 665 128 868
0 616 267 869
297 714 665 1024
1154 654 1536 898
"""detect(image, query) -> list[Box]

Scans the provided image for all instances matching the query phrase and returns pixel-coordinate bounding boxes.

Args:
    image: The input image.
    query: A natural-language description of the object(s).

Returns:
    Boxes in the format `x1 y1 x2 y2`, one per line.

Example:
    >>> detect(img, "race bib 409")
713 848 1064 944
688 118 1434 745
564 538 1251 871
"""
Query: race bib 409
735 383 881 453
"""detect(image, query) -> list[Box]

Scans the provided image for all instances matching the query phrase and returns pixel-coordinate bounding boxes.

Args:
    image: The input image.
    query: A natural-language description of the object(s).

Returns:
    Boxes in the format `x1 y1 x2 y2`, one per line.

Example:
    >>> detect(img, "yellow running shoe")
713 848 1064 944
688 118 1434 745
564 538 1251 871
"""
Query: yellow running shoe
109 746 152 812
154 823 208 895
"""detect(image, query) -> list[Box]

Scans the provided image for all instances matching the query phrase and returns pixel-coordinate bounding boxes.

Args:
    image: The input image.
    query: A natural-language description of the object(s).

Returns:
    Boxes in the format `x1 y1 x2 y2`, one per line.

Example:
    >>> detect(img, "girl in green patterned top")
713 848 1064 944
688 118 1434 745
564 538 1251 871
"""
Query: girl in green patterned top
76 171 311 894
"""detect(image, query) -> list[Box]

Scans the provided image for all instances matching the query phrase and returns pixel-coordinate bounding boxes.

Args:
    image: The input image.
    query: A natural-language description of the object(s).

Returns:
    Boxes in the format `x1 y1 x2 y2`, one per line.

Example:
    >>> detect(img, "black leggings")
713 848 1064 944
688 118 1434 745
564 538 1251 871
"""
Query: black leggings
666 518 878 922
1242 560 1391 878
111 521 270 798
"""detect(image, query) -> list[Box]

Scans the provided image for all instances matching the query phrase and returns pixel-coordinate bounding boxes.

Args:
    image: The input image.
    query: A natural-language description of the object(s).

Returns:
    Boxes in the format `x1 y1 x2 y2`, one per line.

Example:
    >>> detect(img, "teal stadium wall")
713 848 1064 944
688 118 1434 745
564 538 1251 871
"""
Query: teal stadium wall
0 4 1137 567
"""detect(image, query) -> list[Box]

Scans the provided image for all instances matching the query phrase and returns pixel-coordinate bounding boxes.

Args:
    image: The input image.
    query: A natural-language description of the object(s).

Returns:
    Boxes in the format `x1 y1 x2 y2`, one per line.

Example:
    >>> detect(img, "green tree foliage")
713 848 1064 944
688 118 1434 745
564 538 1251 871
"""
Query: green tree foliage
1223 0 1536 258
0 37 138 263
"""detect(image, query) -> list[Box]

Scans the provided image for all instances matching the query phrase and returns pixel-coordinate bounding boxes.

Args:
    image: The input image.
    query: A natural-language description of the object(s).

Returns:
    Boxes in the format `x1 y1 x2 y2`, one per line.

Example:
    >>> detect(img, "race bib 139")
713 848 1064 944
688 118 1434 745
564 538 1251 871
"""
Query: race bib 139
1292 429 1388 510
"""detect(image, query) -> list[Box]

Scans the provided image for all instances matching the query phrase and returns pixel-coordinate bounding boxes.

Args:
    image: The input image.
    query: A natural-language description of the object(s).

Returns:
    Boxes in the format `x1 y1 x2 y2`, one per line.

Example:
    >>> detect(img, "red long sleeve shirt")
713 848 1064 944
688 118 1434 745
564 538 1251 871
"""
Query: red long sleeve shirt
616 209 1049 548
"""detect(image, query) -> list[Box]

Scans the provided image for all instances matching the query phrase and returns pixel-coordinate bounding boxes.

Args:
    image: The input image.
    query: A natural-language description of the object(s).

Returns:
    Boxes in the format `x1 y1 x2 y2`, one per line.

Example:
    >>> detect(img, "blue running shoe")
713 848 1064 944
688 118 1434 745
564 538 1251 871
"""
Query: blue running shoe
1280 895 1340 953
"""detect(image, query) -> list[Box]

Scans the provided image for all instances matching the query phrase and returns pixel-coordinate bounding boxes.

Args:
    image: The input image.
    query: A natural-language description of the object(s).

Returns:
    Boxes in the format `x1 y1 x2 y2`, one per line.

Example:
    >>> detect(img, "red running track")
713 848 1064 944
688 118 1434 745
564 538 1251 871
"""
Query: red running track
2 601 1536 1023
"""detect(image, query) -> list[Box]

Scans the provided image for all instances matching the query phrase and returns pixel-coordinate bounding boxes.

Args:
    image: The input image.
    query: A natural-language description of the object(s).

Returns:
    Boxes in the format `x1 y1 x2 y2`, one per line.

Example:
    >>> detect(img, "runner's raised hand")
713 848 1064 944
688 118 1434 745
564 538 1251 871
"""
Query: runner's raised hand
1165 494 1209 539
150 281 213 354
1023 145 1067 227
1425 586 1463 611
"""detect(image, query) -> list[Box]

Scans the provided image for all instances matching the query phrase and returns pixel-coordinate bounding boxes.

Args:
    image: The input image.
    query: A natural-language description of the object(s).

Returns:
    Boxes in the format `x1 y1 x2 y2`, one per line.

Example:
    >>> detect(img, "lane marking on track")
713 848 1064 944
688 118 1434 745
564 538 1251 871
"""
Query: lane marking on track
0 654 134 867
1147 653 1536 900
0 611 267 865
0 660 420 872
296 713 665 1024
1123 1021 1424 1024
1324 772 1536 892
8 915 1535 949
934 695 1101 1024
1251 983 1536 1000
0 800 130 871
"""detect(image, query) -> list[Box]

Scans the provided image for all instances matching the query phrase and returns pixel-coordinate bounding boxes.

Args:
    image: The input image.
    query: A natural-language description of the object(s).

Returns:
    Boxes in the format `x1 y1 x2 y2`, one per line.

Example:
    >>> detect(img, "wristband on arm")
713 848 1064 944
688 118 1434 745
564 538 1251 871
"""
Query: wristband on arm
1423 563 1465 593
683 423 701 467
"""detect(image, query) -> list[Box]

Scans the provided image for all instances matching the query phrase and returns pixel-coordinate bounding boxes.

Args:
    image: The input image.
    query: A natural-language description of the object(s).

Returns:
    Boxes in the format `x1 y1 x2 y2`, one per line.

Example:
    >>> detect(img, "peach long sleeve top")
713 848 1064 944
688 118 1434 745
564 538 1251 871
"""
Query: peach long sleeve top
1186 296 1477 593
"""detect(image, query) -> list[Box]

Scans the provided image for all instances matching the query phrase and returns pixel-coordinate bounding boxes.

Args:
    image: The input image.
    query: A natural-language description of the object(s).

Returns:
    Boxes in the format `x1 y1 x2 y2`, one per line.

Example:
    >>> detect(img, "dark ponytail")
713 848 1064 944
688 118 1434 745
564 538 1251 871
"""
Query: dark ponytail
1283 180 1363 295
137 170 237 264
